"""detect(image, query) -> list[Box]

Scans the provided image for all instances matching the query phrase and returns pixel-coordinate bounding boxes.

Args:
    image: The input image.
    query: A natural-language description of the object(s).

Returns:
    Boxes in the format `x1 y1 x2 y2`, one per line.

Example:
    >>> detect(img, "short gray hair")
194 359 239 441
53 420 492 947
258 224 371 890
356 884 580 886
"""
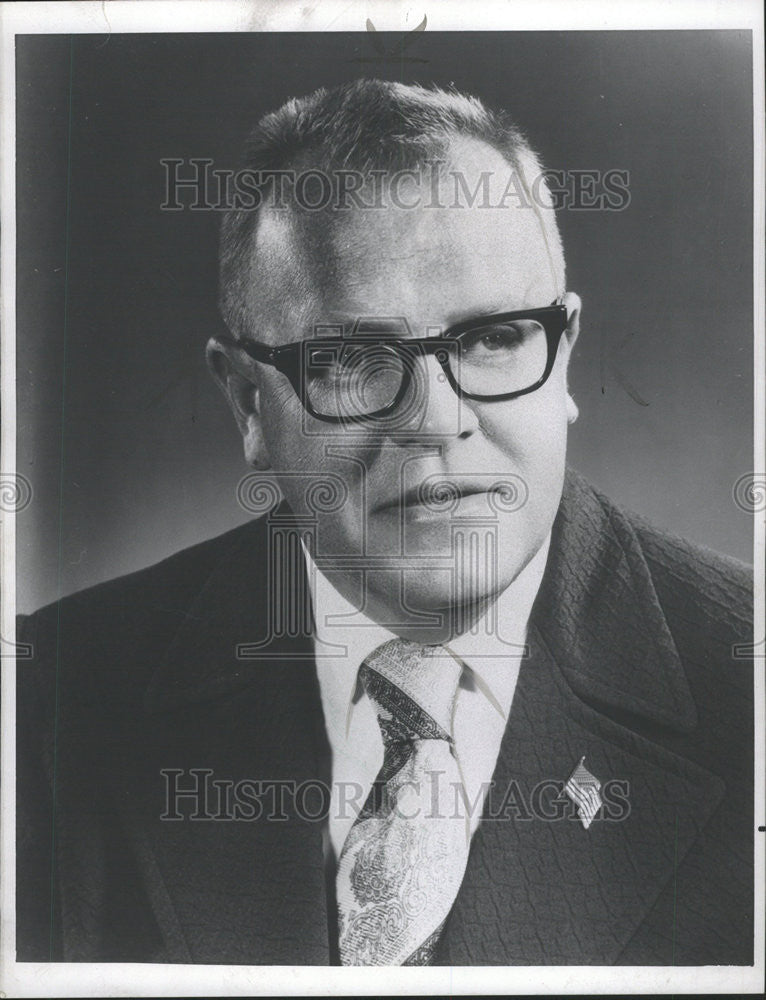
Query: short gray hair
219 78 564 338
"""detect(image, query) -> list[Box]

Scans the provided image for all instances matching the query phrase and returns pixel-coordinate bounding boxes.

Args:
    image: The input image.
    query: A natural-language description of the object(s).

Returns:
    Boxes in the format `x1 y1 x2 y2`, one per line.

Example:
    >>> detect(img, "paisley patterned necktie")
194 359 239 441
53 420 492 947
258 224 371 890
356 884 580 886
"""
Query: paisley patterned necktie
336 638 468 965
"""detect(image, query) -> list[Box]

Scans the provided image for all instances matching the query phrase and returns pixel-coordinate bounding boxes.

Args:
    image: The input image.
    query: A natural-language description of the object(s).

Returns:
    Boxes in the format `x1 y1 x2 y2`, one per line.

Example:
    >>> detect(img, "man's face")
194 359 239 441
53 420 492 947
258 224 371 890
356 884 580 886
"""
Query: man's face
217 140 579 633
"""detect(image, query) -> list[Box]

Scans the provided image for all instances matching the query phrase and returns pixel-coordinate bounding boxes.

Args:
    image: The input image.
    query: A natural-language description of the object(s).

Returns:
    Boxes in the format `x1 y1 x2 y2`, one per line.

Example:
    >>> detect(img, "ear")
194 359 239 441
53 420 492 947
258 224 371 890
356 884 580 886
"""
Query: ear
561 290 581 351
560 291 581 425
205 336 272 469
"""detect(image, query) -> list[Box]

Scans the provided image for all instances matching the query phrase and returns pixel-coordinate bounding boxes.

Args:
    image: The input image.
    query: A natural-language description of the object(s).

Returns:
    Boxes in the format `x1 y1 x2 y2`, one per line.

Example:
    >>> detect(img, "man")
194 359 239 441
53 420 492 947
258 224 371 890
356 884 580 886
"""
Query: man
17 80 753 965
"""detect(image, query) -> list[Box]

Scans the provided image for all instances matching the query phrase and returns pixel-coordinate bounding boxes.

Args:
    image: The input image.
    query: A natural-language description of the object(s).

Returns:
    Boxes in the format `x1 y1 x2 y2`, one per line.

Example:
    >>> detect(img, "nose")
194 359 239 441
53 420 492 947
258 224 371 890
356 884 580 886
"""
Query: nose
399 354 479 439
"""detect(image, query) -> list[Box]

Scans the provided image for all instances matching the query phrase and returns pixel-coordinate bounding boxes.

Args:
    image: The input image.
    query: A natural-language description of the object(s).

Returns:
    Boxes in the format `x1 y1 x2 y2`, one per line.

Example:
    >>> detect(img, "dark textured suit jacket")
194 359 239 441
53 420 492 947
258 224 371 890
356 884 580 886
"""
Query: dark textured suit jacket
17 469 754 965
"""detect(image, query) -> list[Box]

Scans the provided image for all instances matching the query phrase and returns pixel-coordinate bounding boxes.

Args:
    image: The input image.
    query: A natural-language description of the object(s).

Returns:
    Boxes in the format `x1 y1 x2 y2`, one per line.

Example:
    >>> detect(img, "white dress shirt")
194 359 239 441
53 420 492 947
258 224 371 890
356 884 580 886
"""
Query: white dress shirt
303 536 551 863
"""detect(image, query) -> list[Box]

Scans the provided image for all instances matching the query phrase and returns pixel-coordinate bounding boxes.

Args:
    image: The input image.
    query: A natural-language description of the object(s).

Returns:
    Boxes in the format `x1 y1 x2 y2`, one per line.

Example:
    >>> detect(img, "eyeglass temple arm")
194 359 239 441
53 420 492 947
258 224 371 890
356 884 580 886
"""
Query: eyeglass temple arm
216 332 277 364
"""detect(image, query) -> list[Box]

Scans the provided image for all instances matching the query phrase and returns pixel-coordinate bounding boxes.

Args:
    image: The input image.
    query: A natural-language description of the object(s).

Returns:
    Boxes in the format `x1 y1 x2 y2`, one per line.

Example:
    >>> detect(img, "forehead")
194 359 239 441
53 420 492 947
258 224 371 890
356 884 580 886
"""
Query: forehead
251 138 558 339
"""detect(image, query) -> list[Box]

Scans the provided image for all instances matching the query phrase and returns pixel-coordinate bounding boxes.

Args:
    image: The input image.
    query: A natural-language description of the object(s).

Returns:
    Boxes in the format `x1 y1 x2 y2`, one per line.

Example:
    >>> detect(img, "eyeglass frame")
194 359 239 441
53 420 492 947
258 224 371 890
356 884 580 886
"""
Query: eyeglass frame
216 300 569 425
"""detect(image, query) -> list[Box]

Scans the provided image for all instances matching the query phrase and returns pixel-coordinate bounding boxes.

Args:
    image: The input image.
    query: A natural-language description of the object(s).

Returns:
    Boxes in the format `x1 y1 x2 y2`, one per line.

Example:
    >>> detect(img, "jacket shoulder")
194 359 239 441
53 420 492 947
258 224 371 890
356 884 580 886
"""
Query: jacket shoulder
591 487 754 726
18 517 265 711
621 506 752 640
559 469 752 645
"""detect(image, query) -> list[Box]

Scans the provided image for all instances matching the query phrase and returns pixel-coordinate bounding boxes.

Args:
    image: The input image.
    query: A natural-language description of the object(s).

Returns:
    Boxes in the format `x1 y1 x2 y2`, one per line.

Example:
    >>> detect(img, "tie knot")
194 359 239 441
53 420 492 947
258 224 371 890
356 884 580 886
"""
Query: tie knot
359 638 462 737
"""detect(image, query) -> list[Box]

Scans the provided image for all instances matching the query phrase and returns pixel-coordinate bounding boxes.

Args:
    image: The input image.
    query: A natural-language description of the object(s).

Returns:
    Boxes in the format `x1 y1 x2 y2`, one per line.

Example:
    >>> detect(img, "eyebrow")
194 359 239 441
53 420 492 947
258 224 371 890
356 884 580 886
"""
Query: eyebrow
314 304 509 335
449 303 505 323
320 312 406 327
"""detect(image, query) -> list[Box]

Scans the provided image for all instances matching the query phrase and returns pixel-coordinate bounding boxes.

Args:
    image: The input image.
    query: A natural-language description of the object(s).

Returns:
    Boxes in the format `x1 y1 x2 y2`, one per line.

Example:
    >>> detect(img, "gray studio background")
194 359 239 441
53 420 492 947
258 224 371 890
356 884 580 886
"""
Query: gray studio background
16 30 753 613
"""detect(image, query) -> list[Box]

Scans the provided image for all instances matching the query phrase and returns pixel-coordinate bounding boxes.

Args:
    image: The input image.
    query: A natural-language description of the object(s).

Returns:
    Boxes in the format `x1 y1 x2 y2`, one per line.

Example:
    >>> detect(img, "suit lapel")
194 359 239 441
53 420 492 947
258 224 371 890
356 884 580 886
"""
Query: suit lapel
439 628 723 964
116 510 332 964
439 470 724 964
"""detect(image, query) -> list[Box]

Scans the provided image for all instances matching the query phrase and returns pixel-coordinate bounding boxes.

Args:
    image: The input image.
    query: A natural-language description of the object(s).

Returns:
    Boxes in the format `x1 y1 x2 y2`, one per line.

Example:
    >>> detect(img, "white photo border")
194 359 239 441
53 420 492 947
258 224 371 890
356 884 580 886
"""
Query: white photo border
1 1 763 996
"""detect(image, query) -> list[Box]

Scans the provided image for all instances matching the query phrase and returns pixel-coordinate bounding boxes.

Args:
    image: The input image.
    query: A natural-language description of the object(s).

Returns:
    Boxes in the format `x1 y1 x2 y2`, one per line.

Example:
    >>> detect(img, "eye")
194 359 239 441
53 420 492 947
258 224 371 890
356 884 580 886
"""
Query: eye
474 329 521 351
458 321 530 358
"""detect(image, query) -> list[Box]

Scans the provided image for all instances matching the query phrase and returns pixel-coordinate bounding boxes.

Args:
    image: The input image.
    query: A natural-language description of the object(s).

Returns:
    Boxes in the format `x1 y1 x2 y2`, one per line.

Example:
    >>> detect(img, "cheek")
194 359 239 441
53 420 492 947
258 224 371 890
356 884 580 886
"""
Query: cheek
479 378 569 469
476 373 570 543
260 382 313 467
259 388 377 538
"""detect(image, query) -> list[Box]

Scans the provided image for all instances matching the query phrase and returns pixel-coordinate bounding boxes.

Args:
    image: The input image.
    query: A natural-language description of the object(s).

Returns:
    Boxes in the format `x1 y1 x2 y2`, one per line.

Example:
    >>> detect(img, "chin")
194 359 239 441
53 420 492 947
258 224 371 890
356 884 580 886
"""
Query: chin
400 535 533 611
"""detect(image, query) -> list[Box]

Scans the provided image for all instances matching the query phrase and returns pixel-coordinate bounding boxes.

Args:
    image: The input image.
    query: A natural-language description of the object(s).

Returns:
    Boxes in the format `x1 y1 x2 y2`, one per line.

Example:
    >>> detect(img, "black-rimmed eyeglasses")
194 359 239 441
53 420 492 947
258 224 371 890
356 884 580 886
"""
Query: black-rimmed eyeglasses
217 302 568 425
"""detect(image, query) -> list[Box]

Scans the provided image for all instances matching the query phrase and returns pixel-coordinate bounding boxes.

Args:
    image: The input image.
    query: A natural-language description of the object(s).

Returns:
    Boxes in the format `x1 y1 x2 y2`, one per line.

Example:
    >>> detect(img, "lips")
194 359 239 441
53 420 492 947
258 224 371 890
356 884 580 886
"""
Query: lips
372 480 490 514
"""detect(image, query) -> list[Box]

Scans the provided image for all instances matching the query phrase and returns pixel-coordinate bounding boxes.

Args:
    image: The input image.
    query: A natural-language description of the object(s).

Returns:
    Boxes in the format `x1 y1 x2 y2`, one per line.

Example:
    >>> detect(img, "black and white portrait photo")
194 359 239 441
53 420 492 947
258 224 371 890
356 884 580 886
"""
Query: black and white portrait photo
1 2 763 996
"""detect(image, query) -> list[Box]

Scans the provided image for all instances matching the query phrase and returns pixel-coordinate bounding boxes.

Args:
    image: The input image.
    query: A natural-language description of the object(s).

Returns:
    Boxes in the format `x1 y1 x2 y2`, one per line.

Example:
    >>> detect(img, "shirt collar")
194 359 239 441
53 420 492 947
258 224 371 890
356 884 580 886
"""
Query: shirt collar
444 534 550 719
303 535 550 739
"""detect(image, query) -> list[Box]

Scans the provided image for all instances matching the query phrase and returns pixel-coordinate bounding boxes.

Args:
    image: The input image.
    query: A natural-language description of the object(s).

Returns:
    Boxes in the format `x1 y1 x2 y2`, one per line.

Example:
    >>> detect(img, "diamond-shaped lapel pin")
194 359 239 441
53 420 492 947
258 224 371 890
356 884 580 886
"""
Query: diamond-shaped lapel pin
564 755 603 829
